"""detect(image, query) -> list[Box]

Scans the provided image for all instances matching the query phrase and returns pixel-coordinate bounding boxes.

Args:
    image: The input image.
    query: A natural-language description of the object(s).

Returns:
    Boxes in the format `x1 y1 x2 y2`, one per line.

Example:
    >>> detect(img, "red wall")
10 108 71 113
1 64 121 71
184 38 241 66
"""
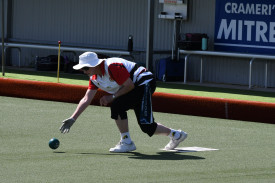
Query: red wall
1 78 274 124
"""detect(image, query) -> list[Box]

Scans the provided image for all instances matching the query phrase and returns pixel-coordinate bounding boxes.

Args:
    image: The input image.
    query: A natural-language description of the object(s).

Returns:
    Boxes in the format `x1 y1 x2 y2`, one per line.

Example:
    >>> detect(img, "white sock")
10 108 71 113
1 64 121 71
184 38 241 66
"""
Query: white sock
169 129 180 140
120 132 132 144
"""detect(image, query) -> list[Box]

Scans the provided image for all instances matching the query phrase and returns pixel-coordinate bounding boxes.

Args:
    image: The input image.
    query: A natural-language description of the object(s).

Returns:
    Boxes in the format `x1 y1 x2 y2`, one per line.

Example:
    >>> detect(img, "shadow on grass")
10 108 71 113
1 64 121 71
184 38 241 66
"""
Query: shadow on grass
128 152 205 161
76 151 204 161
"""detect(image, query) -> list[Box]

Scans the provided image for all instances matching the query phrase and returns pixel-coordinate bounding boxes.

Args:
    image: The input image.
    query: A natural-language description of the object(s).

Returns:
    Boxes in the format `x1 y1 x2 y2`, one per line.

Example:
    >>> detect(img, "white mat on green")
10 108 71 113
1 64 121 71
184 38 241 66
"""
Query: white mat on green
161 146 219 152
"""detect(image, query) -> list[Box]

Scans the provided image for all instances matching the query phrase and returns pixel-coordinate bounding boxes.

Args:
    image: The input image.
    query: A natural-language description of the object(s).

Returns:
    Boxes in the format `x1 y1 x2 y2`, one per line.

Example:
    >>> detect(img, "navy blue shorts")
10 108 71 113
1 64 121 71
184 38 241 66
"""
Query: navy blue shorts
110 79 157 137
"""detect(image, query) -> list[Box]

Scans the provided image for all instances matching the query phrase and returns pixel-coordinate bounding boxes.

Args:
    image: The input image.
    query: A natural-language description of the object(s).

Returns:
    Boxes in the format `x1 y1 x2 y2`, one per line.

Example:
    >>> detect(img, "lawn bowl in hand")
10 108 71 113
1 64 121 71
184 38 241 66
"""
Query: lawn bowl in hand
49 138 60 149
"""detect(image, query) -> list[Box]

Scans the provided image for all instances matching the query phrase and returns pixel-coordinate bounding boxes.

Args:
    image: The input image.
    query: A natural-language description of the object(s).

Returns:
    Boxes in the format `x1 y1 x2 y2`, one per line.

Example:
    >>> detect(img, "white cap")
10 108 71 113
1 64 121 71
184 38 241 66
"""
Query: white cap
73 52 104 70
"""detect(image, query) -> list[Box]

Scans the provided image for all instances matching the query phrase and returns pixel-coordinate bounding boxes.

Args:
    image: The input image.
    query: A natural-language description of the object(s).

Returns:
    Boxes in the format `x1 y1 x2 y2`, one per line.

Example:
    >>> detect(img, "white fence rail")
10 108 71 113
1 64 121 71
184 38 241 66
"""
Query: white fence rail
178 50 275 89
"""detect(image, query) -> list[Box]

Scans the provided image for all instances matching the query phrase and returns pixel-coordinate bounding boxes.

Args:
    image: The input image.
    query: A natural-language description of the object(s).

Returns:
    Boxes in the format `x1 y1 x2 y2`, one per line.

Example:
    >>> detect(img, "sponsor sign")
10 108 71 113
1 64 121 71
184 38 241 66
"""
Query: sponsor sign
214 0 275 54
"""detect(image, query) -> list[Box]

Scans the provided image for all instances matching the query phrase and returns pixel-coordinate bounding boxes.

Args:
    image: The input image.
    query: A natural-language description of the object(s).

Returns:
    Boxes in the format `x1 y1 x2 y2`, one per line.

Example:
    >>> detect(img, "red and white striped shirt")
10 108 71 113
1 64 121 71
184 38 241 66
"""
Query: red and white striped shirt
88 58 153 94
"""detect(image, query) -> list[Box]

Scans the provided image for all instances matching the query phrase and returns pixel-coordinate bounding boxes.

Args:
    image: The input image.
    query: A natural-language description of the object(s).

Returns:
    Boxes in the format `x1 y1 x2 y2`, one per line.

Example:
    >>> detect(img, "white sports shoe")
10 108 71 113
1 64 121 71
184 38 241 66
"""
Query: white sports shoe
109 141 136 153
165 130 188 150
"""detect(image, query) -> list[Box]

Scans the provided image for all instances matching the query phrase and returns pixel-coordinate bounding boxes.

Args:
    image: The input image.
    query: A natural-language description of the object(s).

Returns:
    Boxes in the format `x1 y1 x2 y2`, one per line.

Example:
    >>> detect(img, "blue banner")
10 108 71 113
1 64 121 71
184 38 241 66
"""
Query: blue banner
214 0 275 55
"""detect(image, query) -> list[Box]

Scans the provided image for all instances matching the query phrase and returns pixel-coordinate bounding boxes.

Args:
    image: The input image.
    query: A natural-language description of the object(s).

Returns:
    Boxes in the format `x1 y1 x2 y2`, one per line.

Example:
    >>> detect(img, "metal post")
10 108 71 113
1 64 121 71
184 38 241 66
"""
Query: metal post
18 48 21 67
146 0 154 71
200 56 203 83
249 58 254 89
177 48 180 61
2 0 4 76
174 20 180 61
171 21 176 60
265 61 268 88
184 54 189 84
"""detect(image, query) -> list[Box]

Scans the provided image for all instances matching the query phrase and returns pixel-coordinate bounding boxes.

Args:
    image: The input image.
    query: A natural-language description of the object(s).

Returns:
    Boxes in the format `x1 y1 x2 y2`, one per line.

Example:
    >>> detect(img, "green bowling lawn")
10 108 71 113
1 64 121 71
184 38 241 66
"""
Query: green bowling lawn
1 96 274 183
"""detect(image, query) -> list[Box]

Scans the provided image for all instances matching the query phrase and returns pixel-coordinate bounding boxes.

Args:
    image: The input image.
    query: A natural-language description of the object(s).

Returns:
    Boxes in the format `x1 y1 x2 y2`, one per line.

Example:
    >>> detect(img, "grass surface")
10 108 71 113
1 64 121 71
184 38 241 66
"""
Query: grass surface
2 68 89 86
157 82 275 103
1 68 275 103
1 96 275 183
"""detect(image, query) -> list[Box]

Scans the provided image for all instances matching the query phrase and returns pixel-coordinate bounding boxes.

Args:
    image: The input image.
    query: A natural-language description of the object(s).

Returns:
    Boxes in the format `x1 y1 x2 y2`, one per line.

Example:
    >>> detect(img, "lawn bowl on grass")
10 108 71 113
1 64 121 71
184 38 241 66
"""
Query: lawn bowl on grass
49 138 60 150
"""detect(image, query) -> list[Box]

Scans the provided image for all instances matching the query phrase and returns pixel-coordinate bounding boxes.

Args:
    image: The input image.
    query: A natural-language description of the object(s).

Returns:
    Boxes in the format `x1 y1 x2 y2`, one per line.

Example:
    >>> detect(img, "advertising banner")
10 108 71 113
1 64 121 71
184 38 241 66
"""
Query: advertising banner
214 0 275 54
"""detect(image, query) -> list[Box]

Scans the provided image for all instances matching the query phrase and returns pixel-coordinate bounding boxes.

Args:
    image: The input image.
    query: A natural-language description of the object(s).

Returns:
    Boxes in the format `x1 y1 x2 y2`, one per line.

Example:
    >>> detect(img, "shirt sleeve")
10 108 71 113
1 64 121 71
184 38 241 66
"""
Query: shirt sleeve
88 79 98 90
108 63 130 85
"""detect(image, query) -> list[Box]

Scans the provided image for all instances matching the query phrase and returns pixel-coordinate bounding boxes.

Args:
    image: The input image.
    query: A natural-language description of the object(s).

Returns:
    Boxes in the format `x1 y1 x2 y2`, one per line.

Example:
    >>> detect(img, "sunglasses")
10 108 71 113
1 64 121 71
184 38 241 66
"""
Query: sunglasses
81 67 90 71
